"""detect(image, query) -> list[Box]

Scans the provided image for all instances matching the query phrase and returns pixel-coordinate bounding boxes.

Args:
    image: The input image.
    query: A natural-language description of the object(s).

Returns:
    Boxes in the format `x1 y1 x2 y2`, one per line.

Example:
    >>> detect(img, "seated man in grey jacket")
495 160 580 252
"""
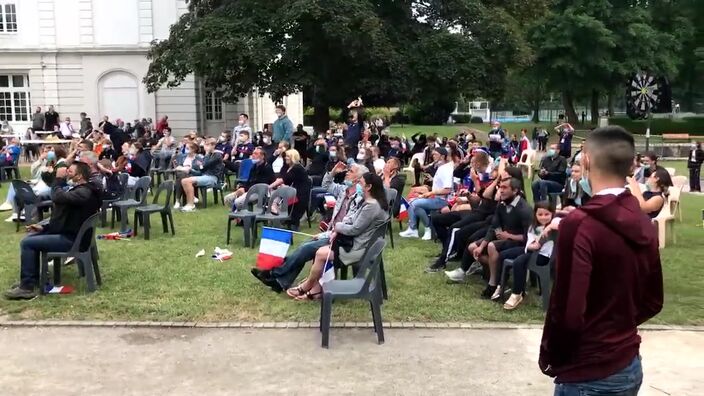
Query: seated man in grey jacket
251 163 369 293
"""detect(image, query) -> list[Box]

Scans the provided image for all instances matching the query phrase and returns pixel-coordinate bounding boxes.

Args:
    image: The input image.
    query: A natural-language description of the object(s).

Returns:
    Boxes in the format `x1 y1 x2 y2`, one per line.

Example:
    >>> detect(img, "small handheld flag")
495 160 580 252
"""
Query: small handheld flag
396 197 409 221
319 246 335 286
256 227 293 270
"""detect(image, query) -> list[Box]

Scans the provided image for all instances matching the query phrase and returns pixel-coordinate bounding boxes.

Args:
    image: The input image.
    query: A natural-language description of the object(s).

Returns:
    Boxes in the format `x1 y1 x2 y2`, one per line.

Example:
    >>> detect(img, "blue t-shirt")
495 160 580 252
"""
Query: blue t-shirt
4 145 20 163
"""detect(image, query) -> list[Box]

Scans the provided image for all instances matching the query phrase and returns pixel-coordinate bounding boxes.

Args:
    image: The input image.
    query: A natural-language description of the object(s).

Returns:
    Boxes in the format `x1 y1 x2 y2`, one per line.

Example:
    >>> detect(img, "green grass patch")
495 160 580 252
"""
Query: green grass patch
0 163 702 324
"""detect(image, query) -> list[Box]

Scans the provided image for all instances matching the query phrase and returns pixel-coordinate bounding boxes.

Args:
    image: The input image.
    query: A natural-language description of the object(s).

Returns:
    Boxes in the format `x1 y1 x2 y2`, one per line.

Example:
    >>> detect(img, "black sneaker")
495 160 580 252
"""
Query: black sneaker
4 286 37 300
480 284 497 299
424 260 446 273
250 268 283 293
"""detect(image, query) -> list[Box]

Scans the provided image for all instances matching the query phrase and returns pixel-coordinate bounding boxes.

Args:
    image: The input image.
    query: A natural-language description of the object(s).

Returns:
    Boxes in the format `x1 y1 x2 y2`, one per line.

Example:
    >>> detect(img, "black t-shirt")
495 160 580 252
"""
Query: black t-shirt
44 111 60 130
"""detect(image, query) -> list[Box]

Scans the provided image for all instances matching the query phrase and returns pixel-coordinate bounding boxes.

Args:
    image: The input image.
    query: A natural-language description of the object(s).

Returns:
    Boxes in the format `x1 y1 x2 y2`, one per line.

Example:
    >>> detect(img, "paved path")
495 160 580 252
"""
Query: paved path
0 327 701 395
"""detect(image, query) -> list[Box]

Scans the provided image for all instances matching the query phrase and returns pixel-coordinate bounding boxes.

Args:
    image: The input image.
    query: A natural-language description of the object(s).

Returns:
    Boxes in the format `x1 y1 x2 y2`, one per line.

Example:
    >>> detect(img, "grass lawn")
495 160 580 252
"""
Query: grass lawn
0 163 702 325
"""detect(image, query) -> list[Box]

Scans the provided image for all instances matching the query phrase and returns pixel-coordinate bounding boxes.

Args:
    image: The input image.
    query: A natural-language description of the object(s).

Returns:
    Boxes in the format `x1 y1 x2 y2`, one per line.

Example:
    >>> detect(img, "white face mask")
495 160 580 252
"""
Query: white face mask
263 137 271 145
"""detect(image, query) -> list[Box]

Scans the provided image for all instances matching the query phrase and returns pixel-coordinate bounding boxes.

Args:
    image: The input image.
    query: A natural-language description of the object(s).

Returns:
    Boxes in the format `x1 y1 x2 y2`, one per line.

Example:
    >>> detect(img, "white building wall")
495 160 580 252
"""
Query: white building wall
0 0 303 136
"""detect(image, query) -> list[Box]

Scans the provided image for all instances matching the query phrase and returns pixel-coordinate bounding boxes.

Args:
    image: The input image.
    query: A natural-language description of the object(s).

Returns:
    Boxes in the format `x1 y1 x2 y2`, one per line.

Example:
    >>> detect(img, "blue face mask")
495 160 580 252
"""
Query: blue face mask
356 183 364 196
344 180 354 188
250 158 260 164
547 149 556 158
47 151 56 161
579 176 592 197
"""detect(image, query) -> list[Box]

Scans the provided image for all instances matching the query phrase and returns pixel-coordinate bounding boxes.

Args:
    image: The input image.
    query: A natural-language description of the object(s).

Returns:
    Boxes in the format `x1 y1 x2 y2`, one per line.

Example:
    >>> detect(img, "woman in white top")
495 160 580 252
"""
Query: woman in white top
503 201 559 310
153 128 177 169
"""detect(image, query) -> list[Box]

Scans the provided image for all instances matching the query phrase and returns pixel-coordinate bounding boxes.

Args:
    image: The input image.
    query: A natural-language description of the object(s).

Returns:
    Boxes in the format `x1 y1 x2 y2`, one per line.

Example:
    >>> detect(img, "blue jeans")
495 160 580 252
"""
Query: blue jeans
20 233 74 289
554 356 643 396
408 197 448 230
272 237 329 289
532 179 563 202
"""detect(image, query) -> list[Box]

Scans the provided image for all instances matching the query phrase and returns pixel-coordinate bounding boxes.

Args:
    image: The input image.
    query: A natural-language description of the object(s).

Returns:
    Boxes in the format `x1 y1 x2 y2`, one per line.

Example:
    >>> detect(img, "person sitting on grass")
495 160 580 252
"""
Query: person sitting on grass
4 161 102 300
251 163 369 293
224 147 274 210
502 201 560 310
400 146 455 240
445 176 533 299
627 167 672 219
180 138 224 212
285 172 389 301
532 144 567 202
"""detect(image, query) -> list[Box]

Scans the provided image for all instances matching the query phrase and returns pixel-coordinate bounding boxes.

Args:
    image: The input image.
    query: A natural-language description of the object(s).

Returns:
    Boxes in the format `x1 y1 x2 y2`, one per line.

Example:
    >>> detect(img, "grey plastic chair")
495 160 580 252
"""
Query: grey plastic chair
336 220 390 300
197 177 225 208
134 180 175 240
500 252 538 300
101 173 129 227
385 188 397 249
11 180 53 232
320 238 386 348
40 213 101 294
529 237 558 311
251 186 297 243
226 183 269 247
111 176 151 232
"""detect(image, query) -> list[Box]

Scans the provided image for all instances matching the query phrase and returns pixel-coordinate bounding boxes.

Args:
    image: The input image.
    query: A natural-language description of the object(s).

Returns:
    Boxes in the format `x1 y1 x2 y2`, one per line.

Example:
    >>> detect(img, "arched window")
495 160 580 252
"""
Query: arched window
98 71 139 122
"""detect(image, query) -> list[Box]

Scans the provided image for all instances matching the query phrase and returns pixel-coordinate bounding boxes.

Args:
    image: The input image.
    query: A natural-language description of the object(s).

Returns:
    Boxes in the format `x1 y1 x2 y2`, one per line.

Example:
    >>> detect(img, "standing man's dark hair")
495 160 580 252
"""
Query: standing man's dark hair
540 126 662 395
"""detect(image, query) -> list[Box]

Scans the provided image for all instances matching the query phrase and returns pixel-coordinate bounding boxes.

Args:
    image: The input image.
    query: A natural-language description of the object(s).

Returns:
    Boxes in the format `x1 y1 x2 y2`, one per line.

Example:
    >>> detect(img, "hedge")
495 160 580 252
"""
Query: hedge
608 117 704 136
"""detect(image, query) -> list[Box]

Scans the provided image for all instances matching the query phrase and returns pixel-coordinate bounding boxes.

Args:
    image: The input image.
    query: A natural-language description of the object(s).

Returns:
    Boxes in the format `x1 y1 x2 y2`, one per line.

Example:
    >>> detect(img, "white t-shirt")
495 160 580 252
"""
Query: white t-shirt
272 156 284 173
525 218 561 257
373 158 385 174
432 162 455 199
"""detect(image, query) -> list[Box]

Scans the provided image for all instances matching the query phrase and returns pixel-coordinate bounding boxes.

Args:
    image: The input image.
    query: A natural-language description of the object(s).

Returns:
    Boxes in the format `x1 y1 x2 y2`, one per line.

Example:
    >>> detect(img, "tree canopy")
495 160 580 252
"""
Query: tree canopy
144 0 531 128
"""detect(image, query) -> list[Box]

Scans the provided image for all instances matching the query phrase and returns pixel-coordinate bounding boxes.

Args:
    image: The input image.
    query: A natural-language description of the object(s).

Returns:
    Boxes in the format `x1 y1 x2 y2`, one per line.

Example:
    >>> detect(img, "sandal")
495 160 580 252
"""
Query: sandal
503 293 524 310
286 286 307 298
295 291 322 301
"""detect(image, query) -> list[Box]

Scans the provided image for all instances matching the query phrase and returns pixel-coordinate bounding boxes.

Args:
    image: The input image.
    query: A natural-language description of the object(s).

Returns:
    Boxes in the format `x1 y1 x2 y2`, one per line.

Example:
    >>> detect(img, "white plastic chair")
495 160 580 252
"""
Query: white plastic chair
652 196 676 249
665 167 676 176
668 184 684 222
672 175 688 190
517 149 536 179
403 152 426 173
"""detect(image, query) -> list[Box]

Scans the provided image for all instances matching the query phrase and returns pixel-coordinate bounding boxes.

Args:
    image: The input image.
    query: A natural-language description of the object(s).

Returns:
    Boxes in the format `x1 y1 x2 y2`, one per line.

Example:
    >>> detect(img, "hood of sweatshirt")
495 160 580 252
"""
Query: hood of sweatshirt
578 191 656 247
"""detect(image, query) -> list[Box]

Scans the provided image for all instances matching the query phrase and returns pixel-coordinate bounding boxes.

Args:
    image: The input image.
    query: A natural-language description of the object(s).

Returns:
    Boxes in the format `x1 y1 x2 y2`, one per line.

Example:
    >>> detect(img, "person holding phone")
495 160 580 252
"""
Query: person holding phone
4 161 102 300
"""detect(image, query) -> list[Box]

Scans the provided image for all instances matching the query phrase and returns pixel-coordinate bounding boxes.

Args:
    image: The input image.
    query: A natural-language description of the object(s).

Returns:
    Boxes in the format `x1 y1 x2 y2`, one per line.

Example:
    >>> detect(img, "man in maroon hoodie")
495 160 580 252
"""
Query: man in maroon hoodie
539 126 663 395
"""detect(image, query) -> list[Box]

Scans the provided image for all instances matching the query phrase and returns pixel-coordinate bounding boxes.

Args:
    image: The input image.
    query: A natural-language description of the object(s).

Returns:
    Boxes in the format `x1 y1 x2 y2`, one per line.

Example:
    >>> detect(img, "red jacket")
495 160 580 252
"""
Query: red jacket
539 191 663 383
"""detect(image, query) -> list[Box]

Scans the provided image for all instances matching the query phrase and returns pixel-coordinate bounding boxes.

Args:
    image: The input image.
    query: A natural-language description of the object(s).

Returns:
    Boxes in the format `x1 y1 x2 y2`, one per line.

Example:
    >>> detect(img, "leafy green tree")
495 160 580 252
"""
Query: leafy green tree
144 0 528 130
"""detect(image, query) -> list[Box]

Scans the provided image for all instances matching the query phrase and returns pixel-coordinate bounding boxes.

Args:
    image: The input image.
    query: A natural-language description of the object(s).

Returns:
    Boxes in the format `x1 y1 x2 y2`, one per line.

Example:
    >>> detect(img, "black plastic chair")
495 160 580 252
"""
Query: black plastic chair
251 186 297 243
226 183 269 247
11 180 53 232
40 213 101 294
111 176 151 232
320 238 386 348
385 188 397 249
100 173 129 227
0 156 20 181
134 180 175 240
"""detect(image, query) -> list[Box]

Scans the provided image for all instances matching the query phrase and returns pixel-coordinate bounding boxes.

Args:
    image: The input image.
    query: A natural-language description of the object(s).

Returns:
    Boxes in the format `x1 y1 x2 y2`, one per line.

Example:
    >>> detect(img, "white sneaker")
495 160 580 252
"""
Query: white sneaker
444 268 466 282
181 204 196 212
194 197 200 204
399 228 419 238
174 202 181 209
5 213 18 223
422 229 432 241
0 202 12 212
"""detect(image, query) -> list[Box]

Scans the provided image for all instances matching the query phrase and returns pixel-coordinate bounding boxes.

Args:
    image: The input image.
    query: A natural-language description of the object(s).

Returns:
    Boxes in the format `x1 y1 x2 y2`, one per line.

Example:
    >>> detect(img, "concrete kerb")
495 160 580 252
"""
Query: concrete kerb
0 320 702 332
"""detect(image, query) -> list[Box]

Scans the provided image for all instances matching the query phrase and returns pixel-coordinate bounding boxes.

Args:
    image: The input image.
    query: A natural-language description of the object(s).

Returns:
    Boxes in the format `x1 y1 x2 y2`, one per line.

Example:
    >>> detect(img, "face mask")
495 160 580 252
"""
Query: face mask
47 151 56 161
263 137 271 145
251 158 260 165
344 180 354 188
356 184 364 196
692 144 697 150
66 179 76 187
316 146 324 153
547 149 556 158
642 164 650 170
329 151 337 159
579 177 592 197
219 136 226 142
184 148 190 154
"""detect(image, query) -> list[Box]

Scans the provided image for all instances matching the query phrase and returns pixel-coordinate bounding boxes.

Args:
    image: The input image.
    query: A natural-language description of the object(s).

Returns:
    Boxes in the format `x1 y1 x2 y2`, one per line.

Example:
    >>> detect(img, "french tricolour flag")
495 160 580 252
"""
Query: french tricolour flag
256 227 293 270
319 247 335 286
396 197 410 221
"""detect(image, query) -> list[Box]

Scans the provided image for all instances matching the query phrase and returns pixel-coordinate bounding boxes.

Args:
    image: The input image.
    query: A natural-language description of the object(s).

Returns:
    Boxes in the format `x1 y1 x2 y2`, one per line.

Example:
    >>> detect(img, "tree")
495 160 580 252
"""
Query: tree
528 0 684 124
144 0 529 130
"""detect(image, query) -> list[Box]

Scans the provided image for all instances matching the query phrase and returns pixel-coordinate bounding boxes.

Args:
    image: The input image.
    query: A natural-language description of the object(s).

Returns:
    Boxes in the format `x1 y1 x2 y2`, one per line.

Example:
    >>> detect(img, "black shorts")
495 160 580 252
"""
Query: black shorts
480 239 524 256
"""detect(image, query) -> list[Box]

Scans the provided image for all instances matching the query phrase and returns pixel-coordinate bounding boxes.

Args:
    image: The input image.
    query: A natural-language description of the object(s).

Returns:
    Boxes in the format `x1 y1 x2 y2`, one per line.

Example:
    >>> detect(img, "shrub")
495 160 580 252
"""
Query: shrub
470 116 484 124
451 114 471 124
406 100 455 125
608 117 704 136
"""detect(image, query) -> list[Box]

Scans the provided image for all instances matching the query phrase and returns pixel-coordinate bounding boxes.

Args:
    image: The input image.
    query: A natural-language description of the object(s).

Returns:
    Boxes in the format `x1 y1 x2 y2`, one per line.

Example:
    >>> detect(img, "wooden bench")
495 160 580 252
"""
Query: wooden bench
662 133 690 142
